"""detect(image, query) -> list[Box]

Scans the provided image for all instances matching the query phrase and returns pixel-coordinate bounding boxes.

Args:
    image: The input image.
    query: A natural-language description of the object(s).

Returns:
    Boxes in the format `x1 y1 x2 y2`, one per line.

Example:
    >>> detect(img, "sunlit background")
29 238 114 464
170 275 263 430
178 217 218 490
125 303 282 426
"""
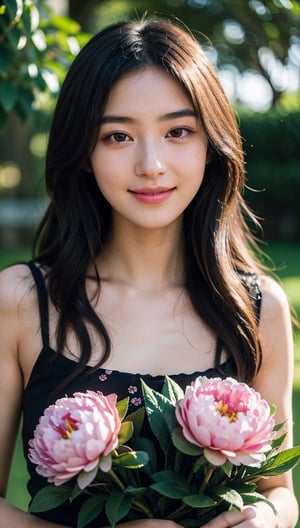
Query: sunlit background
1 0 299 248
1 1 300 525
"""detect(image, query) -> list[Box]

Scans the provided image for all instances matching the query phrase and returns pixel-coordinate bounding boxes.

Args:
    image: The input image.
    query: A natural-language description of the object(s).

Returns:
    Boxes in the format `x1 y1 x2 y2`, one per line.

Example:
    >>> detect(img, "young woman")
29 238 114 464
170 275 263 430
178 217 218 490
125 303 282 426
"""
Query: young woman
0 17 297 528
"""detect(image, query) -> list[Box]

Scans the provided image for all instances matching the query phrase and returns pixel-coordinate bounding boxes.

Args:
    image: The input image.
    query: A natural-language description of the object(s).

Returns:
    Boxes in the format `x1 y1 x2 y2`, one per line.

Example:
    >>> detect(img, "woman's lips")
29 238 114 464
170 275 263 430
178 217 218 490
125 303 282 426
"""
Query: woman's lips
128 187 175 204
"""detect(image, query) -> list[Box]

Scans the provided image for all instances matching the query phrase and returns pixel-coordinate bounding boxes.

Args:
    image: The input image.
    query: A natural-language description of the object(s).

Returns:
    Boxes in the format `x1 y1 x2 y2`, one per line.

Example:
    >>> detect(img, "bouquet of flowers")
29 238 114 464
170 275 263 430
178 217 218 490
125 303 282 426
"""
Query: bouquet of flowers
29 376 300 528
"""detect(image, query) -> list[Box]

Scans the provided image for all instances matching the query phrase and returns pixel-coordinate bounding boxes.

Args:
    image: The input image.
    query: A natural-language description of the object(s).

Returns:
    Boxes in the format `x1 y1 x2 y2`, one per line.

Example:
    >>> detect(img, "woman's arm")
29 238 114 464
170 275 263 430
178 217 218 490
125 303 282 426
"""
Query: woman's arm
251 275 298 527
0 266 82 527
0 266 184 528
200 275 299 528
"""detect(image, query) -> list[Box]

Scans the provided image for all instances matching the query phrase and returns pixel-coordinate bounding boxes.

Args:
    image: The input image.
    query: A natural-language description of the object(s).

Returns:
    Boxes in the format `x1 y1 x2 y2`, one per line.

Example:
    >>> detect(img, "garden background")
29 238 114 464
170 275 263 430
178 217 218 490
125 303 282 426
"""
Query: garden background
1 0 300 525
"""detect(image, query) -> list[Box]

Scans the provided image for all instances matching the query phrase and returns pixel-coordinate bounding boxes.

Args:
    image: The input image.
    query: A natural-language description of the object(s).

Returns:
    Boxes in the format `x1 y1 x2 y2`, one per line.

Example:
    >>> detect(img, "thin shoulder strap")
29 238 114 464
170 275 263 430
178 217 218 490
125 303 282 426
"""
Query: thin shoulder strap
240 273 262 322
27 261 50 348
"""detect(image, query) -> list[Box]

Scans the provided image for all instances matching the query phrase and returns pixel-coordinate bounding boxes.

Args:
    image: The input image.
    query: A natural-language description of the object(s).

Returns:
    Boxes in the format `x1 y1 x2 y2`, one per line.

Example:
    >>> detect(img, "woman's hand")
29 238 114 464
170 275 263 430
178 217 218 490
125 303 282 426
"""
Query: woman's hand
200 503 281 528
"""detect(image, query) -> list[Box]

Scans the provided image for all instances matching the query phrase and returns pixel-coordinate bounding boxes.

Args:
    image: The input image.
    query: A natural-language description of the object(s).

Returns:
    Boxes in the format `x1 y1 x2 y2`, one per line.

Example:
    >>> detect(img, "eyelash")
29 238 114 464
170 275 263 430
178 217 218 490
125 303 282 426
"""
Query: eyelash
102 132 131 143
167 126 193 138
101 126 194 143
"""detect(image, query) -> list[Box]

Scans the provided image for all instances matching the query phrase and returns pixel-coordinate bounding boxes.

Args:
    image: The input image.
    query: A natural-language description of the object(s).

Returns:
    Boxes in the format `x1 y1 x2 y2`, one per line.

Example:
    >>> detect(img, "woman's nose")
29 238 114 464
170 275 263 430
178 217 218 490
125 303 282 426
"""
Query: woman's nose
134 140 167 178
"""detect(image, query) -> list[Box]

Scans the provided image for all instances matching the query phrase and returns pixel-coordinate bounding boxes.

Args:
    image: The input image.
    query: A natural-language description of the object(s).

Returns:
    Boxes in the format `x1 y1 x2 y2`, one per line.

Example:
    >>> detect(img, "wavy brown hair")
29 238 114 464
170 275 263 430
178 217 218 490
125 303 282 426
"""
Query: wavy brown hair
34 17 263 385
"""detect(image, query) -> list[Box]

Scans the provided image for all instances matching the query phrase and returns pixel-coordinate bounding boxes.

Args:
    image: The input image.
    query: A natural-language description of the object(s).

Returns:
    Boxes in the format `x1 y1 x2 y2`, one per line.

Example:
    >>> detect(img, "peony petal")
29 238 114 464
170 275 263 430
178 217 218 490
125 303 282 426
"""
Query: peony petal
77 466 99 490
204 448 226 466
28 390 122 483
229 451 267 466
103 436 119 456
175 376 275 464
84 459 100 472
52 472 77 485
86 438 105 461
99 454 112 473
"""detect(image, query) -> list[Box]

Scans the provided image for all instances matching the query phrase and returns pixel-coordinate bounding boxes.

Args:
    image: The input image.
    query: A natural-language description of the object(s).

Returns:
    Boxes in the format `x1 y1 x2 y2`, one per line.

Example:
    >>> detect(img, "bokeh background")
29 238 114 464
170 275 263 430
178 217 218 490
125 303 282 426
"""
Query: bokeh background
1 0 300 524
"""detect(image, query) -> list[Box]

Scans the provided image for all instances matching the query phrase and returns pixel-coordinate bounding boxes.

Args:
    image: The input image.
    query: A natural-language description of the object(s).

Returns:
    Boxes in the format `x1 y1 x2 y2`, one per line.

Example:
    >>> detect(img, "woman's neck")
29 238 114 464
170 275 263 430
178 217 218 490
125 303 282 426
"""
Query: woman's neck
96 220 185 291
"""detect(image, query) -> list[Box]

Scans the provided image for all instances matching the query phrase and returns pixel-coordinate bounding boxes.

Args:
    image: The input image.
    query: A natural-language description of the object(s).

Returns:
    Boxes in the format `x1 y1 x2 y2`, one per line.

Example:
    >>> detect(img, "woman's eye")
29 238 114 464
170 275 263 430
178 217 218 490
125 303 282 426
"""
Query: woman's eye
104 132 131 143
167 127 191 138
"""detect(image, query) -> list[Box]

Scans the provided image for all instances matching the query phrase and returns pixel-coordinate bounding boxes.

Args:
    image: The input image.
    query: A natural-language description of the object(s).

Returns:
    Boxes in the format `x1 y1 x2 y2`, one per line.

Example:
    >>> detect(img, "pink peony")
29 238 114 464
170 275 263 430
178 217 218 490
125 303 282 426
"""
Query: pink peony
175 376 276 466
28 391 121 488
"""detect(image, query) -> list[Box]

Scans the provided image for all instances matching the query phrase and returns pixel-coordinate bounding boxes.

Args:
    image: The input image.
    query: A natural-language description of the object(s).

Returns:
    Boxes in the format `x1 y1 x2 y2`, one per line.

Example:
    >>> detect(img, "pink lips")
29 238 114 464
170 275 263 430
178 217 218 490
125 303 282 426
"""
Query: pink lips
129 187 175 204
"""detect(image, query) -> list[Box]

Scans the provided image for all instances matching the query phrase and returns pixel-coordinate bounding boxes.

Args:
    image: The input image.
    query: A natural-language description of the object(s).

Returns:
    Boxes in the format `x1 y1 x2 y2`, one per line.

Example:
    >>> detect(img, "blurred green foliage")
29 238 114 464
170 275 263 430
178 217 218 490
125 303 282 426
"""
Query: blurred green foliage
240 109 300 240
0 0 90 131
0 0 299 242
90 0 300 107
1 0 299 131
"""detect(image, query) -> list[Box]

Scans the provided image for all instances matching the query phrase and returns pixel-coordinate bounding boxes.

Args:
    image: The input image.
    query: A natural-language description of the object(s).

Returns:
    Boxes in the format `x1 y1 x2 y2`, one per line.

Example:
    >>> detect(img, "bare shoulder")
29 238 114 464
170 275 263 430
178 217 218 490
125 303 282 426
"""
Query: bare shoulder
0 263 35 315
259 274 290 320
257 274 293 371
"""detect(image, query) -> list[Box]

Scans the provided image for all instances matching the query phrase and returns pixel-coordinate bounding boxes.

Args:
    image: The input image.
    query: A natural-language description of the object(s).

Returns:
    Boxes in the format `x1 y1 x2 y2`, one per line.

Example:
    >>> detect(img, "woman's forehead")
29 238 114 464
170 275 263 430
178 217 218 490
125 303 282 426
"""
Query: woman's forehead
102 67 194 117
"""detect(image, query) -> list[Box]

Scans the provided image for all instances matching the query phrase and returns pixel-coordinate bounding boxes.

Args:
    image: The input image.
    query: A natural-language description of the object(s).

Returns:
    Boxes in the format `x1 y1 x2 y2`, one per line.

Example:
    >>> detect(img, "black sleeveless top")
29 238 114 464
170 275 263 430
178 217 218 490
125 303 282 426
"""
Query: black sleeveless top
22 262 261 527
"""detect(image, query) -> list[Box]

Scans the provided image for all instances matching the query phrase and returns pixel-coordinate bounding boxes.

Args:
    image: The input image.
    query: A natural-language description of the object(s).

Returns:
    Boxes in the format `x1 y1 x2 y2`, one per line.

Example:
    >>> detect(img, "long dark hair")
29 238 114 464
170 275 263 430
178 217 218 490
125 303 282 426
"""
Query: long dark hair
34 17 263 384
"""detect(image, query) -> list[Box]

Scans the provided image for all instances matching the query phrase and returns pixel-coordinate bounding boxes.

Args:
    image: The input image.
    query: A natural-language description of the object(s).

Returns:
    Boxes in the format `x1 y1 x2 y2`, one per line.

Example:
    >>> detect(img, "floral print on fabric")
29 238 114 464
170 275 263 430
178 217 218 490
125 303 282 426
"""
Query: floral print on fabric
98 369 144 409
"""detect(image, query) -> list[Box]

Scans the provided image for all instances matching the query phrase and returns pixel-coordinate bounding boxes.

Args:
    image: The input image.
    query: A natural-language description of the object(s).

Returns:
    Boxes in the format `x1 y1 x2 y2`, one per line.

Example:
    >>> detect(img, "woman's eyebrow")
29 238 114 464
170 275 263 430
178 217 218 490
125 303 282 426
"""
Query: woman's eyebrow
100 115 135 124
100 108 196 125
158 109 196 121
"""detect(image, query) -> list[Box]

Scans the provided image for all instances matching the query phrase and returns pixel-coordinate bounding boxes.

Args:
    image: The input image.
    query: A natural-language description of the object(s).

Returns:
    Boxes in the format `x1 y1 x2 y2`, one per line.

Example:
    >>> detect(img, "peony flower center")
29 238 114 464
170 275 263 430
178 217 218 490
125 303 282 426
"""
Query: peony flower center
217 400 238 423
55 412 80 439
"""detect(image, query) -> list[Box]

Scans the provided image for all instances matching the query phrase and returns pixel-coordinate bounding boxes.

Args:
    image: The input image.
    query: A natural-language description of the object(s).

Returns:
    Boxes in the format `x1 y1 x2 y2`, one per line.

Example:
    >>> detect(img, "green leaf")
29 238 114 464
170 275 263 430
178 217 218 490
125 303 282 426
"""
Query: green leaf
229 481 257 494
50 14 81 34
213 487 244 510
35 71 47 91
141 379 174 452
271 432 287 450
241 492 277 514
183 494 216 508
131 436 157 474
77 494 106 528
0 47 10 74
220 459 234 478
162 375 184 403
171 427 204 456
253 447 300 477
70 483 82 501
0 80 18 112
29 484 73 513
4 0 23 22
126 407 145 437
118 421 134 446
116 397 129 421
193 455 208 473
113 450 149 469
124 485 147 497
273 419 286 432
22 4 39 35
150 470 192 499
7 25 22 48
105 493 132 526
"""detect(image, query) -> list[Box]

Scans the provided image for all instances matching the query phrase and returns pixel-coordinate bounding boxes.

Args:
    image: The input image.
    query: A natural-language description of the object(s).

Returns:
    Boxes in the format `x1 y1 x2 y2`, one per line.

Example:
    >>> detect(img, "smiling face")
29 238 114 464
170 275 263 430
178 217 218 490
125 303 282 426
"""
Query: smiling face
90 67 209 234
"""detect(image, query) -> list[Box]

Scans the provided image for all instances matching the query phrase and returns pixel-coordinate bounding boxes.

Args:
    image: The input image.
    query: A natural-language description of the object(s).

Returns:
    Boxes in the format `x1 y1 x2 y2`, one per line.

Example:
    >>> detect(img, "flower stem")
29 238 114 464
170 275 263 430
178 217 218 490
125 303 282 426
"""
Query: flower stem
174 450 183 473
198 465 215 494
131 500 153 518
108 469 152 518
108 469 126 490
168 503 188 520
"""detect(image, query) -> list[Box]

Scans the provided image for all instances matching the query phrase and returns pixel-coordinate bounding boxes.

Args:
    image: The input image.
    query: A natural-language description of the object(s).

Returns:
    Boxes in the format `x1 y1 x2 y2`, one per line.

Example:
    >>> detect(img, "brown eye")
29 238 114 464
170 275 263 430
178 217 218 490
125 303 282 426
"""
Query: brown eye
168 127 191 138
102 131 132 143
111 132 129 142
